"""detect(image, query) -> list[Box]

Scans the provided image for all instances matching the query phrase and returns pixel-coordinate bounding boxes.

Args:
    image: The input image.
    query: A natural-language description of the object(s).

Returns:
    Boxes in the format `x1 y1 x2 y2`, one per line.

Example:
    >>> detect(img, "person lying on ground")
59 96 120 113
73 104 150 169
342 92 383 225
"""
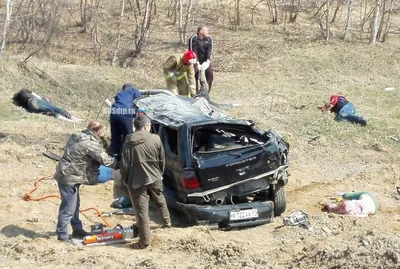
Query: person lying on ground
54 121 118 243
323 191 378 217
319 94 367 126
12 89 81 123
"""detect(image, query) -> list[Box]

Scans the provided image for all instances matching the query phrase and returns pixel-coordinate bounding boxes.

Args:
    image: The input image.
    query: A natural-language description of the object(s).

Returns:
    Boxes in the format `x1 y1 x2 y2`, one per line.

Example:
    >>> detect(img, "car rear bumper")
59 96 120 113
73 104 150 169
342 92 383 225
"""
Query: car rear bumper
163 187 274 228
176 200 274 228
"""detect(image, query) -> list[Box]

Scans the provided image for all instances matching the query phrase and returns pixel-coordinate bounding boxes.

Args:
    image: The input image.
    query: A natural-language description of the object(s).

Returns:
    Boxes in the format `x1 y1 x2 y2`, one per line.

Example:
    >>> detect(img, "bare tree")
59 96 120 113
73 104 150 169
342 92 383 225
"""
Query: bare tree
377 0 394 42
177 0 183 39
87 0 105 65
127 0 156 60
22 0 62 62
343 0 352 41
235 0 240 28
369 0 381 45
325 0 330 41
251 0 265 25
111 0 126 66
381 1 394 42
289 0 301 23
330 0 343 23
169 0 178 25
79 0 96 33
135 0 142 15
266 0 278 24
178 0 193 43
0 0 13 55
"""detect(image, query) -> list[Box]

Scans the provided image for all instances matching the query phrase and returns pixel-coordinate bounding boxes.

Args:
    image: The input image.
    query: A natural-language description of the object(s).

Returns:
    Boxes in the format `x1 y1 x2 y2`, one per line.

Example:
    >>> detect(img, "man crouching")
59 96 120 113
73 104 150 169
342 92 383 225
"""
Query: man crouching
54 121 118 243
120 115 171 249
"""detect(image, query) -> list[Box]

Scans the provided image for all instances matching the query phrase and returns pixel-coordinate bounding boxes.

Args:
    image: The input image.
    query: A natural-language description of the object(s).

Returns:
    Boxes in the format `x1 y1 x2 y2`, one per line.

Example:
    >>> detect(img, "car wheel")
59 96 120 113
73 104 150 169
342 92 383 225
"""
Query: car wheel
270 183 286 216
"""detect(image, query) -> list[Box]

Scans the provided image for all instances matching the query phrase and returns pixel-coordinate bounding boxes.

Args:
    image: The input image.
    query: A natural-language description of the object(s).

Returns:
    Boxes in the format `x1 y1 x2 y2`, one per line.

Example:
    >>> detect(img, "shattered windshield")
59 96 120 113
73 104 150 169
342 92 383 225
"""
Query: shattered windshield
192 125 268 155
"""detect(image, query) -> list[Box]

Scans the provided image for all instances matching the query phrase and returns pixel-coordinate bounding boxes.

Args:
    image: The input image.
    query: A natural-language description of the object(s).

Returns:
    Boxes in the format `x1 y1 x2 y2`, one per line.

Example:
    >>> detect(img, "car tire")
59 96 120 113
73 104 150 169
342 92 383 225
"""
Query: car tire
270 183 286 216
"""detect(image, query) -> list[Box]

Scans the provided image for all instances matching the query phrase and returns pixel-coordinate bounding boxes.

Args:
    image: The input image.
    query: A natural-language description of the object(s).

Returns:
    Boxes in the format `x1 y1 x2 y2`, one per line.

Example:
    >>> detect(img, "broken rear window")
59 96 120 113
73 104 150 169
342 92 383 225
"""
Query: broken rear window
191 125 269 154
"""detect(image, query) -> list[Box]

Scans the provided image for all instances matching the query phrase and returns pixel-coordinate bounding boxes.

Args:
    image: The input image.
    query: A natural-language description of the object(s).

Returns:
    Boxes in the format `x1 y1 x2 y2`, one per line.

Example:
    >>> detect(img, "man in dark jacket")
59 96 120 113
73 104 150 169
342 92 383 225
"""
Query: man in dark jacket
120 115 171 249
189 25 213 92
110 84 142 157
54 121 118 243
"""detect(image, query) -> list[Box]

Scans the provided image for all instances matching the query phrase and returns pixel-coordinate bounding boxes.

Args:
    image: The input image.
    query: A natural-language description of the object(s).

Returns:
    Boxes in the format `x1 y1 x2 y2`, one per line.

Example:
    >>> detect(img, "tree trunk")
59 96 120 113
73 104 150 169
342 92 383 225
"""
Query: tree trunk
181 0 193 44
111 0 126 66
172 0 178 25
376 0 386 40
135 0 142 15
0 0 13 55
23 0 61 63
133 0 155 58
369 0 381 45
343 0 352 41
251 0 264 25
325 0 330 41
330 0 342 23
178 0 183 41
91 0 104 64
235 0 240 28
272 0 278 24
382 0 394 42
289 0 300 23
80 0 88 33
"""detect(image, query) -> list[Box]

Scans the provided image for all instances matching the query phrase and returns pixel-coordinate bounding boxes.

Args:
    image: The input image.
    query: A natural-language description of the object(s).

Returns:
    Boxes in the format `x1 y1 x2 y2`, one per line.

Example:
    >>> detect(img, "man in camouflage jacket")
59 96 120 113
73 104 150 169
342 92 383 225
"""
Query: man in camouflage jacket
54 120 118 243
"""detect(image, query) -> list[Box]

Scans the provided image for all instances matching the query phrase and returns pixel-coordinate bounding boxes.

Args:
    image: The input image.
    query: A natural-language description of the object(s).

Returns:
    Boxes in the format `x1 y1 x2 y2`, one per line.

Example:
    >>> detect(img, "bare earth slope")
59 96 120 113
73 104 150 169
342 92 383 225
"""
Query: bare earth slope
0 39 400 268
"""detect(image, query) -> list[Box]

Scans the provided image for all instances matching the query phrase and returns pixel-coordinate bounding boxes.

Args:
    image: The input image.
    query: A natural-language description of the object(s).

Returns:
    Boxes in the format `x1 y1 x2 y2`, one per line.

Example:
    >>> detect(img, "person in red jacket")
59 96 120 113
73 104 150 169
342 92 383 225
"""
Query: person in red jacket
320 94 367 126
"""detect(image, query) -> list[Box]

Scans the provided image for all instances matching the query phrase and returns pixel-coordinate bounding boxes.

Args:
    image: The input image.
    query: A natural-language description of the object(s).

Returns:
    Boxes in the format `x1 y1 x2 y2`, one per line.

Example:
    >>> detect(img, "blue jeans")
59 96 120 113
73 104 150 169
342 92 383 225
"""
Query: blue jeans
27 99 71 118
337 103 364 124
110 113 133 155
56 183 83 240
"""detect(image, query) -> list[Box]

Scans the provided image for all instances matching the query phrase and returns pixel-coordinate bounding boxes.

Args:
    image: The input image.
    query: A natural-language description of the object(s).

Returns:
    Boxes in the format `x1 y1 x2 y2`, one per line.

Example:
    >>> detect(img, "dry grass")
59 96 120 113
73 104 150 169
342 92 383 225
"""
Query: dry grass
0 0 399 181
1 3 400 269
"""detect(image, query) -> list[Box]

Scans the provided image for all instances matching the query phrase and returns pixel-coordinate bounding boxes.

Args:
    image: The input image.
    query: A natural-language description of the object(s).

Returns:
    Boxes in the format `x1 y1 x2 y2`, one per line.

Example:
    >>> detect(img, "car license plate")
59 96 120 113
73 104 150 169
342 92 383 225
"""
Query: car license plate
229 209 259 221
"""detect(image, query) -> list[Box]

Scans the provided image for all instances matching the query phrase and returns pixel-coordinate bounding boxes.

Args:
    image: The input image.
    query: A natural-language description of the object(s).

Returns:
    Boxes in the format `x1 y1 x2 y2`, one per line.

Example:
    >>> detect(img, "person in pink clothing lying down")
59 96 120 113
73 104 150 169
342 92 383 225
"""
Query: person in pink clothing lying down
324 191 378 217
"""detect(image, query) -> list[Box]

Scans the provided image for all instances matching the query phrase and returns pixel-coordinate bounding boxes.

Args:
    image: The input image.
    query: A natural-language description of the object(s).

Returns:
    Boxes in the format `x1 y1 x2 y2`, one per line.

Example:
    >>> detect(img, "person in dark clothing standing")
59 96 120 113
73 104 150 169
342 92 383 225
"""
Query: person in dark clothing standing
110 84 141 157
120 115 171 249
320 94 367 126
189 25 213 92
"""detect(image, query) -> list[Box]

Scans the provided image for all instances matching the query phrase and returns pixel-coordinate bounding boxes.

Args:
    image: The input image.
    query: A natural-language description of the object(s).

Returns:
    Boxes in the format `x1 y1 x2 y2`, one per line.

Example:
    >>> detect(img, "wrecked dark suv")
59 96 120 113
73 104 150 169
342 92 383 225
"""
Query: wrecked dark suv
135 91 290 228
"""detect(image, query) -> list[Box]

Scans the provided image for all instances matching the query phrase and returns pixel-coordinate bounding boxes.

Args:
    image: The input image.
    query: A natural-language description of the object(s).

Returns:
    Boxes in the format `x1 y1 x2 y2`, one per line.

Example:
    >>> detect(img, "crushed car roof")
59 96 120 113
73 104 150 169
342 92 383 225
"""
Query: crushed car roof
135 93 244 127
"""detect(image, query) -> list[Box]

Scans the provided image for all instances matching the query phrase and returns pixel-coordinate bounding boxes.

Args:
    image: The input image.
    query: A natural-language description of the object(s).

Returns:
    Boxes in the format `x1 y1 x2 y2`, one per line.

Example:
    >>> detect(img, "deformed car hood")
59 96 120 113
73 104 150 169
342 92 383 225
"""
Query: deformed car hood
134 94 242 127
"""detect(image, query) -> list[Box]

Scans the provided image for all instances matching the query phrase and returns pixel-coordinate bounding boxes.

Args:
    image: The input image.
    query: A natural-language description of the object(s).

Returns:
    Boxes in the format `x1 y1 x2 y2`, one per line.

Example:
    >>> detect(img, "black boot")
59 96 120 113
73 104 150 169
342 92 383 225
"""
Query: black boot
71 229 91 239
360 118 367 126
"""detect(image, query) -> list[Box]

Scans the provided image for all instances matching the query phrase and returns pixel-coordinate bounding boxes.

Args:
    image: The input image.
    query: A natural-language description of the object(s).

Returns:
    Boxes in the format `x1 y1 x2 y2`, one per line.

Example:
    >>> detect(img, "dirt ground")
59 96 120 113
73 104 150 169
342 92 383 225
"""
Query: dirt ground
0 83 399 269
1 13 400 266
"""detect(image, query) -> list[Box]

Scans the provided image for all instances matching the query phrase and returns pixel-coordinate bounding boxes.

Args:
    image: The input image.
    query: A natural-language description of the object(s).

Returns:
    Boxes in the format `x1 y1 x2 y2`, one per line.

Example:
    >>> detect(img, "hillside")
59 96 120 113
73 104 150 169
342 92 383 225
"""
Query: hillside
1 0 400 268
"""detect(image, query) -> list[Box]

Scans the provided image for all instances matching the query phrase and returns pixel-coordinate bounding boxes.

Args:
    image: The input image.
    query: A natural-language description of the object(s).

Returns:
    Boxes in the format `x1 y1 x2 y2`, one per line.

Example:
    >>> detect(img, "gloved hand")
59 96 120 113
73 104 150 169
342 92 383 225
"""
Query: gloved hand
189 85 196 97
200 60 210 70
164 71 175 79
